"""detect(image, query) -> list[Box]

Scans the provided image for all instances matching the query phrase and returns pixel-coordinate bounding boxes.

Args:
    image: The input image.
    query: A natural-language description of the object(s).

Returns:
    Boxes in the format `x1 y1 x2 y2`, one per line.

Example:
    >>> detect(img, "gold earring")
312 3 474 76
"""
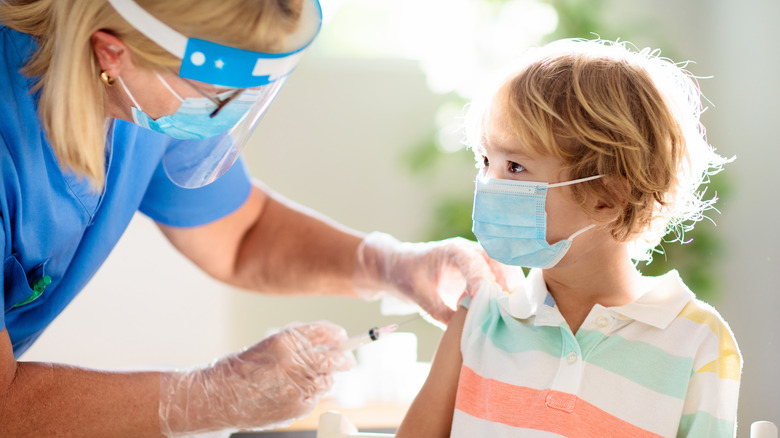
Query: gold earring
100 70 116 87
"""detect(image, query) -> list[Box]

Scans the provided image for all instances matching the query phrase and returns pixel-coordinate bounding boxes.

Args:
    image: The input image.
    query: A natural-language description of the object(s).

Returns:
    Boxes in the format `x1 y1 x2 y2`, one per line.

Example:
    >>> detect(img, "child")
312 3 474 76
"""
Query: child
396 39 741 438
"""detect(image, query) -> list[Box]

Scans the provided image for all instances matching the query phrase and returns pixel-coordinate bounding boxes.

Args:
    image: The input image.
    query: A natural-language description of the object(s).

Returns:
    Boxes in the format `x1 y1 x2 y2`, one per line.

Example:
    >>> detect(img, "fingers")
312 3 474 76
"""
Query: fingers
483 256 526 292
445 237 527 298
159 321 357 435
307 348 356 373
276 321 355 371
427 304 455 325
353 232 520 327
288 320 349 349
442 239 494 298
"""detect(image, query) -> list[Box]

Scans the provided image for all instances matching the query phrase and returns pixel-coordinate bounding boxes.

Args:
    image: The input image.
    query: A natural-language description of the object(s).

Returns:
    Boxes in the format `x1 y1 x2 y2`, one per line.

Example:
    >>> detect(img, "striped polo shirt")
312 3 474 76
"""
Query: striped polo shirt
452 269 741 437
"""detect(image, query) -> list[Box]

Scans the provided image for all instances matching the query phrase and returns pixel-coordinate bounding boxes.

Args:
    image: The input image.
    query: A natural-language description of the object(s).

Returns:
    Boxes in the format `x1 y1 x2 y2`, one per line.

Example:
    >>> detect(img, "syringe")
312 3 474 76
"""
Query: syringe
330 314 424 351
336 323 399 351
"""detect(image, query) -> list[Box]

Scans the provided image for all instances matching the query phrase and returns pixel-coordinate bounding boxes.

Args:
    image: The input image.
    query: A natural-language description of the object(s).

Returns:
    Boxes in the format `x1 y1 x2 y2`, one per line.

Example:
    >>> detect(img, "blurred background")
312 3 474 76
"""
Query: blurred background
21 0 779 435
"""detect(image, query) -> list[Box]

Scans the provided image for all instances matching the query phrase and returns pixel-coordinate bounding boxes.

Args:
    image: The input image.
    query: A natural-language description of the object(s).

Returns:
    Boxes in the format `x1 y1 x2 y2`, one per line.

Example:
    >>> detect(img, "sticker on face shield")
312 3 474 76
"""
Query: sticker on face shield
180 38 308 88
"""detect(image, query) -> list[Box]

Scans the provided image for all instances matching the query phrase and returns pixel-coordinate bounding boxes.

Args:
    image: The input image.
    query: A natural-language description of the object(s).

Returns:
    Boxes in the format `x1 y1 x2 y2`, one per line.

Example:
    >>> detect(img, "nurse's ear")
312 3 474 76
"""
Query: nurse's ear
90 30 131 79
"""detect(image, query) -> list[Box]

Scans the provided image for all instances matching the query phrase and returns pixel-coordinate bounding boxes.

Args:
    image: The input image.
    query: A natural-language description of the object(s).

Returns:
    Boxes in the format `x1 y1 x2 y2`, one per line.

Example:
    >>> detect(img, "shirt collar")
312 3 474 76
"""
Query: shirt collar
497 268 693 329
497 268 553 321
610 269 694 329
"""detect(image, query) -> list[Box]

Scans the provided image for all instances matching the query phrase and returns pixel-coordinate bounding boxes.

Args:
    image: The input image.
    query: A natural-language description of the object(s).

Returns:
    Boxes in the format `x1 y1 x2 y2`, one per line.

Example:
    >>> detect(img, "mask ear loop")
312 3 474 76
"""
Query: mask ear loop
549 173 603 248
155 73 185 102
548 174 603 188
541 223 597 269
567 223 597 241
117 76 143 112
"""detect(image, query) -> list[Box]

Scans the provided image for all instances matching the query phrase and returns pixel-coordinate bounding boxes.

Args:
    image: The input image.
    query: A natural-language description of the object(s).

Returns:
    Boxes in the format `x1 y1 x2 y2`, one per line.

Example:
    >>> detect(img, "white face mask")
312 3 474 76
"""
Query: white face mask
118 74 255 140
472 175 602 268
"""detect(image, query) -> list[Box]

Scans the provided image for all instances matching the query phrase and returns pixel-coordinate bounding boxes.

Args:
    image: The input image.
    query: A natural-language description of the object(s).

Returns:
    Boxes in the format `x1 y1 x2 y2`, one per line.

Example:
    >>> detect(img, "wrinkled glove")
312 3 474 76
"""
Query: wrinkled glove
158 321 355 437
353 232 524 324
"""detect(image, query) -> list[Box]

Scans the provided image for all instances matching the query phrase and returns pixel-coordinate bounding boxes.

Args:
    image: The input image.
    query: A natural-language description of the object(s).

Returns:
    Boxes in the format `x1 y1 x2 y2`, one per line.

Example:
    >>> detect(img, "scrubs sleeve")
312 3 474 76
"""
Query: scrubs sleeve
139 157 252 228
0 226 6 331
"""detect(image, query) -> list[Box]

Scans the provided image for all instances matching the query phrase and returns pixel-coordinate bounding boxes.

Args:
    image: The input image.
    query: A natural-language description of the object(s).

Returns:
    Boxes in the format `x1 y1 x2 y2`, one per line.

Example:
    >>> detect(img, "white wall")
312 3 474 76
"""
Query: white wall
20 215 234 369
705 0 780 432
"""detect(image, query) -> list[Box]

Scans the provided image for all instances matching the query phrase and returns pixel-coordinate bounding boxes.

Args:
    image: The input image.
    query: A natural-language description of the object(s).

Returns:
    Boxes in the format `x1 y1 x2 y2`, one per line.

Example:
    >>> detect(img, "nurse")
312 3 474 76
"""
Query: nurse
0 0 505 436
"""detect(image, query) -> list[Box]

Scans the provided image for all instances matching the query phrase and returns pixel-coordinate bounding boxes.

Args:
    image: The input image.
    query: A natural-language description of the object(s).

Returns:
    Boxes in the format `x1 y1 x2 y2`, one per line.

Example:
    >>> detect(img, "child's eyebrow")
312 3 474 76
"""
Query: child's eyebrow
487 141 536 162
480 132 536 162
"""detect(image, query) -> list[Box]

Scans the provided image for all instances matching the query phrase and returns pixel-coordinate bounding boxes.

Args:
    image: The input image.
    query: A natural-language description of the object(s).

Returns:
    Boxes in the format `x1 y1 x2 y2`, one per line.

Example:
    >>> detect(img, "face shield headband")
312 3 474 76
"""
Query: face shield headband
107 0 323 188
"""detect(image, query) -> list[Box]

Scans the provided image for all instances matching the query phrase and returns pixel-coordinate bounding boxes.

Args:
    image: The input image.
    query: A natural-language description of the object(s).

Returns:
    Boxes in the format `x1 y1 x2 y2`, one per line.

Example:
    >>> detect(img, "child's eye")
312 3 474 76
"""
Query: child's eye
508 162 525 173
479 156 489 168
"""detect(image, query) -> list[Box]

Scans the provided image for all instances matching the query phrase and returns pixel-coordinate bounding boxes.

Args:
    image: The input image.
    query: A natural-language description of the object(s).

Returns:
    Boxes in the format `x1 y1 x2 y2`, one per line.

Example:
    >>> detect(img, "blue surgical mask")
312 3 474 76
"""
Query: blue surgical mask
118 74 256 140
472 175 603 268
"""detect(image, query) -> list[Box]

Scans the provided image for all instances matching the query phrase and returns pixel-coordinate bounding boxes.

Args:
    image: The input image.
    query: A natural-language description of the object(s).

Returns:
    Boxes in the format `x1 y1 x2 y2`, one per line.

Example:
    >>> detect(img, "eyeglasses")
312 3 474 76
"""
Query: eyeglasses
202 88 245 118
175 74 246 118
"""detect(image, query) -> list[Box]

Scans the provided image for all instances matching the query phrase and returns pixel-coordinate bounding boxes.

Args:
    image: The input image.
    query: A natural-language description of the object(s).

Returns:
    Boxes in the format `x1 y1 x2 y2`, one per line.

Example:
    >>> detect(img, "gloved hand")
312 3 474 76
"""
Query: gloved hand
158 321 355 437
353 232 524 324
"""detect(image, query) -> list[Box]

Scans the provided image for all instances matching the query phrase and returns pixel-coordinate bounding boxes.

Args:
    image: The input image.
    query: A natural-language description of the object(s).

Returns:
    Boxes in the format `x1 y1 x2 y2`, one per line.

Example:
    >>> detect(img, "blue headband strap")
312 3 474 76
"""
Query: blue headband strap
107 0 322 88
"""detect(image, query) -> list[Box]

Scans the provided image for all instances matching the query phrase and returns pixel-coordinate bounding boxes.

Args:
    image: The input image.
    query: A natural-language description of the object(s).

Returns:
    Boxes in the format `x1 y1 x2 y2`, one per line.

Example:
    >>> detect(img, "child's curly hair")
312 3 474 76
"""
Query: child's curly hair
466 38 731 261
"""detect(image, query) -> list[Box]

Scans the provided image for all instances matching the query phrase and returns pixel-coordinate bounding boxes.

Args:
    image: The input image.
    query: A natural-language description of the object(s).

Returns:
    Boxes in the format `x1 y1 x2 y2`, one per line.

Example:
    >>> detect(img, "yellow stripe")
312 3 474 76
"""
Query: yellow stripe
697 357 741 380
679 302 741 380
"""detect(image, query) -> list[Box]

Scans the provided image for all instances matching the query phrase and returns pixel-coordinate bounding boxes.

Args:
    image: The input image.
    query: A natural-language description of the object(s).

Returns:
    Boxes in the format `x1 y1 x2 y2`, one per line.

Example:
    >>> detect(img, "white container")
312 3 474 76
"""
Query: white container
752 421 778 438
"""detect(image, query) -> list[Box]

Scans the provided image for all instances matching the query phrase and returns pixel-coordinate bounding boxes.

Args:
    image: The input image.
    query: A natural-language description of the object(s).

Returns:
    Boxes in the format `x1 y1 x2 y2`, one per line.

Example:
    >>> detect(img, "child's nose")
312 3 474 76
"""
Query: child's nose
485 167 504 180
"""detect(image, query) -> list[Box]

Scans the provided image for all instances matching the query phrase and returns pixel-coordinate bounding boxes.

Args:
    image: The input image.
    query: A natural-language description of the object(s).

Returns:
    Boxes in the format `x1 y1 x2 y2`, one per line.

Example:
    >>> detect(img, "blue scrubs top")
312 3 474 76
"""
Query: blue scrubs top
0 27 252 357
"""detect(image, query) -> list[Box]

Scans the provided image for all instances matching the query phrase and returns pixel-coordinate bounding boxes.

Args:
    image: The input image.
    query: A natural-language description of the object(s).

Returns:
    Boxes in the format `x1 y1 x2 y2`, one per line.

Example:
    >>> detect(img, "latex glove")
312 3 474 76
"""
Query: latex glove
353 232 525 324
158 321 355 437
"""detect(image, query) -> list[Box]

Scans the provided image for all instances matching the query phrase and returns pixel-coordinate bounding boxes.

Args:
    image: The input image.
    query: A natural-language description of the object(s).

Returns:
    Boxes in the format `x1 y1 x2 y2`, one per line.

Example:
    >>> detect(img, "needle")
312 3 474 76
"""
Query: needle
336 314 424 351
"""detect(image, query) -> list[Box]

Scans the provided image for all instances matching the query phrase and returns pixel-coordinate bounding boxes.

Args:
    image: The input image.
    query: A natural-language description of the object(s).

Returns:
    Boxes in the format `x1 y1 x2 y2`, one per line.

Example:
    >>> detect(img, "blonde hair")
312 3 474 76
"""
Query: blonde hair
0 0 303 189
466 39 730 261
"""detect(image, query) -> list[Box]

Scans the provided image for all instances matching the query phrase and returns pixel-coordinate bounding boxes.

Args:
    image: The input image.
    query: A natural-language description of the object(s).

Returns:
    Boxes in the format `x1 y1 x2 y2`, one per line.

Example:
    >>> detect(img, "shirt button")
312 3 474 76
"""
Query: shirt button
596 316 609 328
566 352 578 364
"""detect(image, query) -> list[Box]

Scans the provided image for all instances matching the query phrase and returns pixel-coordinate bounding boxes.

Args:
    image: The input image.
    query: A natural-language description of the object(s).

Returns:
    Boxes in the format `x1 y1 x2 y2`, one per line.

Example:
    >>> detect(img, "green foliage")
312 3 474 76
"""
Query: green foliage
427 196 477 242
545 0 609 40
636 172 732 302
403 134 448 175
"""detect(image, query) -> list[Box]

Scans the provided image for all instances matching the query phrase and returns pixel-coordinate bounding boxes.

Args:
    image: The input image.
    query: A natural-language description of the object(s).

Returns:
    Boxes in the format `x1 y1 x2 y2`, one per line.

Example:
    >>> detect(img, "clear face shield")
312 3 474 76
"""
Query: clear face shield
108 0 322 188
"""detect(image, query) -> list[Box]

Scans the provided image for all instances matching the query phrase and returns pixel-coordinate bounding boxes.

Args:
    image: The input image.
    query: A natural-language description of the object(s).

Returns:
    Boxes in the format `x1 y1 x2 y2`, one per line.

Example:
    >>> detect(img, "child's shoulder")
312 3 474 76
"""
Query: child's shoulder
458 280 507 310
659 272 741 365
459 271 540 323
675 297 742 382
676 296 738 345
657 270 734 335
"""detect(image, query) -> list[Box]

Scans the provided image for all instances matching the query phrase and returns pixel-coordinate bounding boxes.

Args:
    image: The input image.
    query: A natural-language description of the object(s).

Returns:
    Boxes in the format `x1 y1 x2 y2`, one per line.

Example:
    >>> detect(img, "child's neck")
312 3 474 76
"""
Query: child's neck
542 254 644 334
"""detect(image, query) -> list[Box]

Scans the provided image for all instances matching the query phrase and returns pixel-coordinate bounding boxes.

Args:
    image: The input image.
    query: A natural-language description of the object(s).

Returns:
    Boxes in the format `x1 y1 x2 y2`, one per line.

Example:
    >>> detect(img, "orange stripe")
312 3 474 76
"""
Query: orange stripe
454 366 663 438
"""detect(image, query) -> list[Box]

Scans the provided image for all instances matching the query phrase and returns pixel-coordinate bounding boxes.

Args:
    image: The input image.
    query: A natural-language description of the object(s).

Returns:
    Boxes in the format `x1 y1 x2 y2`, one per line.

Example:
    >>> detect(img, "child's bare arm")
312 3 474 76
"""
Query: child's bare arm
395 306 467 438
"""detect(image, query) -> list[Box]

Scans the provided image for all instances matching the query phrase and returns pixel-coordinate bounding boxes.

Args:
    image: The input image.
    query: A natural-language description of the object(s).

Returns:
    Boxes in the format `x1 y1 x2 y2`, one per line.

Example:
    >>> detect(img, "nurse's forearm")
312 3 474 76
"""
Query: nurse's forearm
0 360 162 437
232 191 365 296
159 184 367 296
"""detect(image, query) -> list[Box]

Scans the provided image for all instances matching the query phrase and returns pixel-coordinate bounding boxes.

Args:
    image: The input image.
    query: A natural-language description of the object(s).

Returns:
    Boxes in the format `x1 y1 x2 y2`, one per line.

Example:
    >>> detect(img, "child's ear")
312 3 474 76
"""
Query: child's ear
592 197 621 221
588 177 628 222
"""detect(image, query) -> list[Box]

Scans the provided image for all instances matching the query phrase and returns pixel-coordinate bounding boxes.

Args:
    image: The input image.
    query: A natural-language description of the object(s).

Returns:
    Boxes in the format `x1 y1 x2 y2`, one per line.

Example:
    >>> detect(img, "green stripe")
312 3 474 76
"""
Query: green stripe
477 297 694 399
579 329 693 399
678 412 734 437
479 299 564 357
